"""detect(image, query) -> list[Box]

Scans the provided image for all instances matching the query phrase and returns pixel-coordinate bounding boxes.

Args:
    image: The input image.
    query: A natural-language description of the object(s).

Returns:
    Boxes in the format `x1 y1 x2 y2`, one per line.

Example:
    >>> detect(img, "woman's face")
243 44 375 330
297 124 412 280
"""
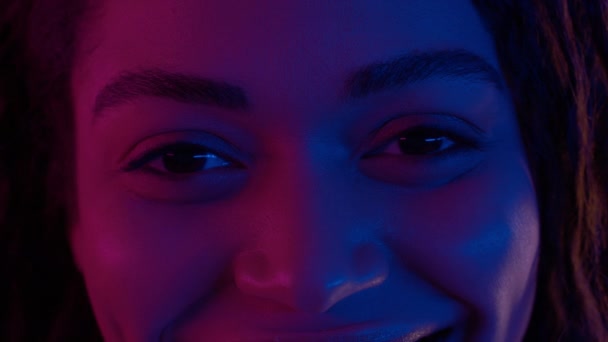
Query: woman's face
69 0 540 341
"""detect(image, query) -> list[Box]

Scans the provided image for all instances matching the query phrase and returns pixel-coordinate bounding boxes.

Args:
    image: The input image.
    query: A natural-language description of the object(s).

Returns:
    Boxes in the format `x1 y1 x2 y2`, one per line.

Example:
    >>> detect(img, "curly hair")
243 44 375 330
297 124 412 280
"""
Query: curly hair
1 0 101 340
1 0 607 341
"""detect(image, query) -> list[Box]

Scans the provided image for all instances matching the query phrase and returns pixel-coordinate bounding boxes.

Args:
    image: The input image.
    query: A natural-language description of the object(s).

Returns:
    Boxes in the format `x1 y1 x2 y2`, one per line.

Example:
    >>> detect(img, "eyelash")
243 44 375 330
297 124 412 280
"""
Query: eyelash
123 126 479 175
123 142 237 174
369 126 481 158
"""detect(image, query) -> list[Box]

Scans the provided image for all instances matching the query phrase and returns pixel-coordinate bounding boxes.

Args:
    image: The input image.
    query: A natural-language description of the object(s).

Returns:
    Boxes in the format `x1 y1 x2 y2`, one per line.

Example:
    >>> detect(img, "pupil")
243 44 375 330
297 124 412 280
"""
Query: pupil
398 133 444 155
162 147 207 173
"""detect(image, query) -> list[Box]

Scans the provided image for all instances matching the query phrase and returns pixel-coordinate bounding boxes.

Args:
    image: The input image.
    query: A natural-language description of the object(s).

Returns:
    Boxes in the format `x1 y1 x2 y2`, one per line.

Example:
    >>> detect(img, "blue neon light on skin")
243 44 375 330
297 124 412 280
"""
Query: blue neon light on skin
69 1 539 341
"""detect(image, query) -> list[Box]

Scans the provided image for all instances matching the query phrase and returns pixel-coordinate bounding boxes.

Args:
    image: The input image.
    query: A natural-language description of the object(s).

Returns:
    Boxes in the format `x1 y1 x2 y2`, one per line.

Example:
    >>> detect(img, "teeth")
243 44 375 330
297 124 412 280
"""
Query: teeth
416 327 454 342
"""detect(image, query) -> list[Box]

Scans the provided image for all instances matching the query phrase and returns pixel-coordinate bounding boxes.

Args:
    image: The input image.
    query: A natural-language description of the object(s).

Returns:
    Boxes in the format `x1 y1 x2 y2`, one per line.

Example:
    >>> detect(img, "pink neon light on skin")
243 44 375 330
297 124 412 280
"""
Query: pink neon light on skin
69 0 539 341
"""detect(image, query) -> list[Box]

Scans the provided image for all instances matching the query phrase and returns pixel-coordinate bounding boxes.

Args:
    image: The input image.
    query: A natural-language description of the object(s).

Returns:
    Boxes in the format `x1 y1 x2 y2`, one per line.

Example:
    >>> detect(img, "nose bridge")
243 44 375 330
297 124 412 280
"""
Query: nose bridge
233 142 389 312
258 133 358 239
255 136 360 270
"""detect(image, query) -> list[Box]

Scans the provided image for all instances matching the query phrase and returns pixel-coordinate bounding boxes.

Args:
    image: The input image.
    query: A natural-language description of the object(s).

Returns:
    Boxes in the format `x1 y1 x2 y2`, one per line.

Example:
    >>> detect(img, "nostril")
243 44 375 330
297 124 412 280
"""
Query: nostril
353 243 388 283
233 241 390 313
234 250 271 284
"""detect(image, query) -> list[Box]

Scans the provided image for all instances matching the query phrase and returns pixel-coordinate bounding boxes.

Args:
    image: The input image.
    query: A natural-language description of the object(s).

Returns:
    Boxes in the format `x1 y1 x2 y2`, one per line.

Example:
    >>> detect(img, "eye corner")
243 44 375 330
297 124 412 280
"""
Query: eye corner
121 139 246 176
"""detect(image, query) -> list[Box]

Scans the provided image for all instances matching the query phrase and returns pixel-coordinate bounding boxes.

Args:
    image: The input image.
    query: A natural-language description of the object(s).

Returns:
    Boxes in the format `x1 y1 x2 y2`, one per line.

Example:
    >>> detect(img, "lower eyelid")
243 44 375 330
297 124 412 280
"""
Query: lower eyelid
120 167 249 203
359 138 487 186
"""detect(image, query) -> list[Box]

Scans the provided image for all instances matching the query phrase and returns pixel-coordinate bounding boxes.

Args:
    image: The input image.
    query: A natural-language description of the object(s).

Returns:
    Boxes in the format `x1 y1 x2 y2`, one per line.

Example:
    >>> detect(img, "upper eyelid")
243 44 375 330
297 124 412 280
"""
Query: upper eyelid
119 129 248 167
122 141 237 172
363 126 473 158
368 123 480 152
119 114 487 169
369 113 487 141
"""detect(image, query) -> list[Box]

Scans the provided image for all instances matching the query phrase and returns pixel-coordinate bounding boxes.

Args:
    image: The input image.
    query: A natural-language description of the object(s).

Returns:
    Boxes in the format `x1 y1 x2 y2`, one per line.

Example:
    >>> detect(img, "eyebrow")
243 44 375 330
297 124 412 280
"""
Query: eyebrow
345 49 504 98
92 49 504 118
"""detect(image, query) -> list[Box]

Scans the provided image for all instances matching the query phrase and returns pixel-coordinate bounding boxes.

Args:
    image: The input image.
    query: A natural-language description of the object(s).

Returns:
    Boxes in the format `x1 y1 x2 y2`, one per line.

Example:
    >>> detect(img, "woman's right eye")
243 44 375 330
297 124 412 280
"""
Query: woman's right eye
123 142 235 175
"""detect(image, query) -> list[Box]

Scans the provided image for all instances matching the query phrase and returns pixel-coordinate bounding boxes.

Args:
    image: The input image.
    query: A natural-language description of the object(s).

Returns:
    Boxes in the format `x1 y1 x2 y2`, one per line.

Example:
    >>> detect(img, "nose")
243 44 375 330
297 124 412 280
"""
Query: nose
233 241 389 313
232 156 390 313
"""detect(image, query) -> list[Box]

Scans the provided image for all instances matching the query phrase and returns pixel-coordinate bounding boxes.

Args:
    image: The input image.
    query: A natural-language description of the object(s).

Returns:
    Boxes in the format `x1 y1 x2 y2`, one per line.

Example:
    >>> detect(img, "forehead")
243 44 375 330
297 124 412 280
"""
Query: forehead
73 0 499 118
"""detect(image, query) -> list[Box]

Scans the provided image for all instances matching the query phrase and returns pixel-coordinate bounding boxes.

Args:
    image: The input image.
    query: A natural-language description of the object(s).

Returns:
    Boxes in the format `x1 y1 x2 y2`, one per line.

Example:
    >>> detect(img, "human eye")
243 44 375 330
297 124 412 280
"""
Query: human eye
359 115 488 187
123 141 237 176
117 132 248 203
376 126 478 157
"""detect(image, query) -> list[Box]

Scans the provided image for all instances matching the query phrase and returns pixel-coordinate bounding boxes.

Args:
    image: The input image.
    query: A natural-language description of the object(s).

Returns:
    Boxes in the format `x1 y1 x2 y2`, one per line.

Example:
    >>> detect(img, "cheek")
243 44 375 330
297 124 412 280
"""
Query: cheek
383 156 539 337
70 194 242 341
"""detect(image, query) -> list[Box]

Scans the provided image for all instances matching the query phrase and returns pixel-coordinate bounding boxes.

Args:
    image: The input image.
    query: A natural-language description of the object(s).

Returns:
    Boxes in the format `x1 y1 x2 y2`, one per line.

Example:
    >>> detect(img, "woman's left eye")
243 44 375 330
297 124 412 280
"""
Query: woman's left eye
123 142 234 175
359 124 485 186
377 127 472 157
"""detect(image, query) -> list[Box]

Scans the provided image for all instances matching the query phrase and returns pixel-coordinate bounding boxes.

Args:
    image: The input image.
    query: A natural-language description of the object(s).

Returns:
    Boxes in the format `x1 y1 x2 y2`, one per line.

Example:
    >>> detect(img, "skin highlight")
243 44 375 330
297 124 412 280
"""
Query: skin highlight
0 0 606 341
68 1 538 341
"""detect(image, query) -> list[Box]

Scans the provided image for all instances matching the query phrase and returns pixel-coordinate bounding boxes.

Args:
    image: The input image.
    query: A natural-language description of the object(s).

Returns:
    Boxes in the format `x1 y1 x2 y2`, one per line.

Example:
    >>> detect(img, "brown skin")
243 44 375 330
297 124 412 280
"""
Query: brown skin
69 0 539 341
